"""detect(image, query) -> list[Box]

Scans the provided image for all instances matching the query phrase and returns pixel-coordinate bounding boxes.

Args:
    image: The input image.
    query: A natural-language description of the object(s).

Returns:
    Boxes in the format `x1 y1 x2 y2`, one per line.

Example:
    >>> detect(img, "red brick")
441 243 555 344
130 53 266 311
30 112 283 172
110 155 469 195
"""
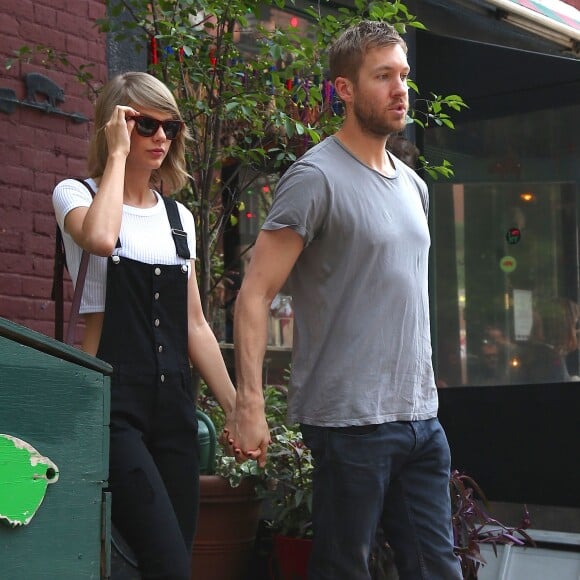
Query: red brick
0 165 34 189
65 34 90 60
0 296 34 318
0 208 33 231
0 187 23 209
68 157 89 177
0 0 108 330
89 1 106 20
64 0 89 17
22 190 52 214
32 255 56 278
19 21 58 47
1 146 21 167
32 4 57 29
34 213 58 236
0 273 23 296
0 231 23 252
0 252 32 274
22 274 53 299
56 11 88 36
6 0 33 20
24 233 53 258
14 125 36 147
37 298 59 320
0 14 18 37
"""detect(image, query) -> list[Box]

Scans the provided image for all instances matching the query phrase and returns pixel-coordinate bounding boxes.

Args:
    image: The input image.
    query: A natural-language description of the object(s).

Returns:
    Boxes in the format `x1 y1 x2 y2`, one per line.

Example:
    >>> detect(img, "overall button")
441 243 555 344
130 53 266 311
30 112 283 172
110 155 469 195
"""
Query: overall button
112 255 120 264
181 264 188 273
158 345 163 353
160 374 165 383
154 318 160 327
154 292 160 300
154 267 161 276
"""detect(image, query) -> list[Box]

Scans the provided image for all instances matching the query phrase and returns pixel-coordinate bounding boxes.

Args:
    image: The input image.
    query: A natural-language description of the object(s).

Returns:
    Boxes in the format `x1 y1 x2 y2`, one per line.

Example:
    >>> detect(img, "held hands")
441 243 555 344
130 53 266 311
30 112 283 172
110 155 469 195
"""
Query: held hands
104 105 140 158
221 407 271 468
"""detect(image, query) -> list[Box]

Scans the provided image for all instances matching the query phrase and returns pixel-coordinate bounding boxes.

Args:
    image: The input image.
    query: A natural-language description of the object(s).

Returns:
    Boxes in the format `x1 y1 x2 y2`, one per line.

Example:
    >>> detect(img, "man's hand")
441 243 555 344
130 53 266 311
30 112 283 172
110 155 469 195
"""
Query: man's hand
223 405 271 468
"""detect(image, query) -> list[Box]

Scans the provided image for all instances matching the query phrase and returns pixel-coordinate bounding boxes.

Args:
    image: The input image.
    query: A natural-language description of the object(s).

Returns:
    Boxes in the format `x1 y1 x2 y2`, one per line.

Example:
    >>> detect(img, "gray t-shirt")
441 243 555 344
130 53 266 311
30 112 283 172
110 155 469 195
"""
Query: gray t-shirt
263 136 438 426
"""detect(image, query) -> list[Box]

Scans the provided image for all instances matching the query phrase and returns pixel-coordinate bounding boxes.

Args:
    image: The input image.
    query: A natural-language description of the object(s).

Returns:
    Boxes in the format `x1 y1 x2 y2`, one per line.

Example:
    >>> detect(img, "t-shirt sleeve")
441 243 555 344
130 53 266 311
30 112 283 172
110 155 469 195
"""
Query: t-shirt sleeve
262 162 329 247
52 178 93 232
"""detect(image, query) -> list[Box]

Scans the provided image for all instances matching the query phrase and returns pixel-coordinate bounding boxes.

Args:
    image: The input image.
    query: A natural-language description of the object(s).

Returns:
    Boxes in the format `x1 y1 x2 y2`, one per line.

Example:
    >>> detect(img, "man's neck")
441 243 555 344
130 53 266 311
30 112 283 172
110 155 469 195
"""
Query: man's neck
334 127 395 177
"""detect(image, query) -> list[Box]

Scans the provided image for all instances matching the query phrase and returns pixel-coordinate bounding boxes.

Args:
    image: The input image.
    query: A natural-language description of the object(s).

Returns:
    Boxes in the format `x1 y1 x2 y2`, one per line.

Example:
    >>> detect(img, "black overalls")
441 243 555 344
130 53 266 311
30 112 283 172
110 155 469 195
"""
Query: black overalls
97 196 199 580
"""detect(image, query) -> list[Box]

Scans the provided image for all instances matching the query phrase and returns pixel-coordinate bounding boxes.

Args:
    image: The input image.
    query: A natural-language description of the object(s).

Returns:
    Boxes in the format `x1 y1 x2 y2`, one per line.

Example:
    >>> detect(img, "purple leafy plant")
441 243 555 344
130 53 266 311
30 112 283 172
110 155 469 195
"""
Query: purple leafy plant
450 470 534 579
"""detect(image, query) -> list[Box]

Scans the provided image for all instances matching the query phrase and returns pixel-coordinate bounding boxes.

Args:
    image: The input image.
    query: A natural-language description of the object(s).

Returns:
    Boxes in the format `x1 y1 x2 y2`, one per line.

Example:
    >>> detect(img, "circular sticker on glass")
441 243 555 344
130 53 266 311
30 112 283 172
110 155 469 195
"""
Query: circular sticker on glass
500 256 517 273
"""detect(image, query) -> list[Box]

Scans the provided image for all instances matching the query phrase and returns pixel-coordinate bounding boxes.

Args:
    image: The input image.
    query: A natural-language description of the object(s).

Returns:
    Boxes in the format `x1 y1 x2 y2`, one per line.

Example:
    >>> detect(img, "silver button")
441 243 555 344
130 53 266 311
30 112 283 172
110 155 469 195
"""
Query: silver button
181 264 188 273
154 267 161 276
154 292 160 300
158 345 163 353
112 255 120 264
160 374 165 383
154 319 160 327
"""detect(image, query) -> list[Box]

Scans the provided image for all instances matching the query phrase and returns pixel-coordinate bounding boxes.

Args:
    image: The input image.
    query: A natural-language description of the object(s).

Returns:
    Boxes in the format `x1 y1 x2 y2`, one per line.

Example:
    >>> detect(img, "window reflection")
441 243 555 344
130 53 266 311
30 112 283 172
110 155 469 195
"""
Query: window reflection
433 180 579 387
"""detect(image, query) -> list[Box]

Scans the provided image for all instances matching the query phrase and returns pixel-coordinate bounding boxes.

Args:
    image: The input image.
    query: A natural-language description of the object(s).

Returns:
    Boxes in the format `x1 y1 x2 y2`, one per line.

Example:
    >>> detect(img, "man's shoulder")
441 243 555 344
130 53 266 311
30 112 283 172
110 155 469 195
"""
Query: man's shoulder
294 136 343 167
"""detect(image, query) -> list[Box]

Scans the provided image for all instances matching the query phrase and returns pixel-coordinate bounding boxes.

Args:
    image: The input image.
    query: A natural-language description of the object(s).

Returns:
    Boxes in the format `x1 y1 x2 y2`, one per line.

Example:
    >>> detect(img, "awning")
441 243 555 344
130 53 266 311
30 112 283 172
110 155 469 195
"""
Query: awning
484 0 580 51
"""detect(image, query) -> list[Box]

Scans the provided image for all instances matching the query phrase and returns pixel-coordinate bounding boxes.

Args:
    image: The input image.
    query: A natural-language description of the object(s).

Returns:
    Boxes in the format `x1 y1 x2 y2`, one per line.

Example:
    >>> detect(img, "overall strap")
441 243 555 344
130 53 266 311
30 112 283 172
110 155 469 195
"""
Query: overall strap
52 178 95 344
161 195 191 260
66 179 95 345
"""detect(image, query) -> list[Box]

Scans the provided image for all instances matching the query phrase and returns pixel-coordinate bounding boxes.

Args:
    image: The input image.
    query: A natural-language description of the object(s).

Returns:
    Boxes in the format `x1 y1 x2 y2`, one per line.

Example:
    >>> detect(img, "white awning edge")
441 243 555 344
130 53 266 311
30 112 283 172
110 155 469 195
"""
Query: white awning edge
485 0 580 52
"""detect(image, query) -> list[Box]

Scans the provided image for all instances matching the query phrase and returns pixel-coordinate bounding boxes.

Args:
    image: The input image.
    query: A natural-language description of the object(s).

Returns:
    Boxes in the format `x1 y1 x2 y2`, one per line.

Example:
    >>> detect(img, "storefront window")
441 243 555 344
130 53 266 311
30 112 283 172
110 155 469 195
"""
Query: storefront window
428 105 580 386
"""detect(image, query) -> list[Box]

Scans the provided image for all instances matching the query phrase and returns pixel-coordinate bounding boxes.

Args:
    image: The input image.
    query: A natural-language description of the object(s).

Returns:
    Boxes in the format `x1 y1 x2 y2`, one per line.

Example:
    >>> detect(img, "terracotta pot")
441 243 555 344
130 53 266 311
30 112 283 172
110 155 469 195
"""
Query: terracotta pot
191 475 262 580
271 534 313 580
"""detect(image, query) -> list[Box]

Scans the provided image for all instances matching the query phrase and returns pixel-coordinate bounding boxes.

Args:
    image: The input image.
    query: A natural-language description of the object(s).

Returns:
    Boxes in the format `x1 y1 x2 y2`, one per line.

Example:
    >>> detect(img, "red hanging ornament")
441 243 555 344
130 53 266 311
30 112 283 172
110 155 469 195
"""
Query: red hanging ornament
150 36 158 65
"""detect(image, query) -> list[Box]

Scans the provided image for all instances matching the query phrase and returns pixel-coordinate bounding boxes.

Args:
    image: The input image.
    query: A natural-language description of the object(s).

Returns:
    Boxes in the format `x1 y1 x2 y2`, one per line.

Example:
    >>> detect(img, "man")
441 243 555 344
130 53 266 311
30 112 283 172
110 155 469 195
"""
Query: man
230 20 462 580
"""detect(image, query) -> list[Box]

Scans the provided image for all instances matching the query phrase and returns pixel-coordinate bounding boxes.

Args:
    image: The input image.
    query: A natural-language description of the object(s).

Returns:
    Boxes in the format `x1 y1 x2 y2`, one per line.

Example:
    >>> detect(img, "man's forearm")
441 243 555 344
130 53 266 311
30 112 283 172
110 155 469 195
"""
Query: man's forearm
233 288 271 409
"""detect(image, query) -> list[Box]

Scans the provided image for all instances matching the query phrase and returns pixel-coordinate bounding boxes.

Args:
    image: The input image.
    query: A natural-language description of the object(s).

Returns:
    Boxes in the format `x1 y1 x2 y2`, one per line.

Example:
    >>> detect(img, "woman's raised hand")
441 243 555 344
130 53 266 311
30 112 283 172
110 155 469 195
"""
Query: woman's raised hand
104 105 140 158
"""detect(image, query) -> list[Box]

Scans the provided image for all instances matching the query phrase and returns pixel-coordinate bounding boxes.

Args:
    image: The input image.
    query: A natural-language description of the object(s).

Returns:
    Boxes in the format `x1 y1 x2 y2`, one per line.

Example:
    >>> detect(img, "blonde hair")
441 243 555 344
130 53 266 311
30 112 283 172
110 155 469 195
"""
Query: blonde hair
329 20 407 84
87 72 190 194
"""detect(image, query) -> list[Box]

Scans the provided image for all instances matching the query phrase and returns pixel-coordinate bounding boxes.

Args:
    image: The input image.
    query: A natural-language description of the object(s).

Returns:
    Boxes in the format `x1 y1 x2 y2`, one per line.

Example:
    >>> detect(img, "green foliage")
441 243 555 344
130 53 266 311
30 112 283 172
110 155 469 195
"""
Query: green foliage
259 423 314 538
5 45 98 98
5 0 467 319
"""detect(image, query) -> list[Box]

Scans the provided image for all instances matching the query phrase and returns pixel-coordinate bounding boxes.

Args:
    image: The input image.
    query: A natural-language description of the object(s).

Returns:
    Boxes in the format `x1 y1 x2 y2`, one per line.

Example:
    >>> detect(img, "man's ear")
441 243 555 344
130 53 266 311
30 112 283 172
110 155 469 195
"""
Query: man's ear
333 76 353 104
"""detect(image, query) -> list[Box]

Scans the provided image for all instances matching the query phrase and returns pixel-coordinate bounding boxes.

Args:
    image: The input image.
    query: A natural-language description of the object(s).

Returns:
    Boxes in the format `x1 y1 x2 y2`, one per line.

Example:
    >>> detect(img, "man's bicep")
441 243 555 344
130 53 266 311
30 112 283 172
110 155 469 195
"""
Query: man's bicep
243 227 304 302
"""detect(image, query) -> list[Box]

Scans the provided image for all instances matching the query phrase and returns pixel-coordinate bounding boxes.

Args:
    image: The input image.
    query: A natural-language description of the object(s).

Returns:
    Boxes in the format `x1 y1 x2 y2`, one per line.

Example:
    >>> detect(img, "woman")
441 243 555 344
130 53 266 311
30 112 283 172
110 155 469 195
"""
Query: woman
53 72 236 579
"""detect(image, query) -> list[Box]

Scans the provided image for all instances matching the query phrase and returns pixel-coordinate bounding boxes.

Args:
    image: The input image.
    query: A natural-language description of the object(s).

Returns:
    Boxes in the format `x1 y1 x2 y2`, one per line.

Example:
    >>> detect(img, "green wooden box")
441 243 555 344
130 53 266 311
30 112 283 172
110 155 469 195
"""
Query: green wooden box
0 317 111 579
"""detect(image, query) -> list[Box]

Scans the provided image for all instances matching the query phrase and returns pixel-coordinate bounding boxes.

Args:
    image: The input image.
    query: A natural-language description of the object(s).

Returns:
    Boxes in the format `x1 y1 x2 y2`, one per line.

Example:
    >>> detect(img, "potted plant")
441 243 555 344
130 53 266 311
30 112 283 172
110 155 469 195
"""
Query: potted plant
450 470 534 579
193 385 263 580
258 423 314 580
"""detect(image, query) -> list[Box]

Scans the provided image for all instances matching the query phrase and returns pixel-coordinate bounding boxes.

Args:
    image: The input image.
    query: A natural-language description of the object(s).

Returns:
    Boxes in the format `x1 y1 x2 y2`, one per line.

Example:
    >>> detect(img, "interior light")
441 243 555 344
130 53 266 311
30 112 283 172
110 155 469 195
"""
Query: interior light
520 192 535 202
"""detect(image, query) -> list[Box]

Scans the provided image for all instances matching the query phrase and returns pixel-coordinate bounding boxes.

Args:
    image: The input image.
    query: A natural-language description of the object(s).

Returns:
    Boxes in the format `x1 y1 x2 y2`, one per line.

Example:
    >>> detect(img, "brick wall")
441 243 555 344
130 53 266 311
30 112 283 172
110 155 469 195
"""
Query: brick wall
0 0 107 338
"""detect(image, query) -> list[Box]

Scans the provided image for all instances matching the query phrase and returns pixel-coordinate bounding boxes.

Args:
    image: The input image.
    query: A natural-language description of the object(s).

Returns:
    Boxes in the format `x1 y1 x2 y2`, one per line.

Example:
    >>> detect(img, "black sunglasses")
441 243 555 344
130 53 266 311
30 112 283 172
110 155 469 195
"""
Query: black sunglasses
132 116 183 140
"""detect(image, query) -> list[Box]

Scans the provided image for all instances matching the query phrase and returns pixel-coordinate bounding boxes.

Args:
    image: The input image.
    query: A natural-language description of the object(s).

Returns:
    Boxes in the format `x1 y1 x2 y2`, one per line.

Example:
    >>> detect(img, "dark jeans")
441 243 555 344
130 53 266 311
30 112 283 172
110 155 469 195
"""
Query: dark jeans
301 418 462 580
108 376 199 580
